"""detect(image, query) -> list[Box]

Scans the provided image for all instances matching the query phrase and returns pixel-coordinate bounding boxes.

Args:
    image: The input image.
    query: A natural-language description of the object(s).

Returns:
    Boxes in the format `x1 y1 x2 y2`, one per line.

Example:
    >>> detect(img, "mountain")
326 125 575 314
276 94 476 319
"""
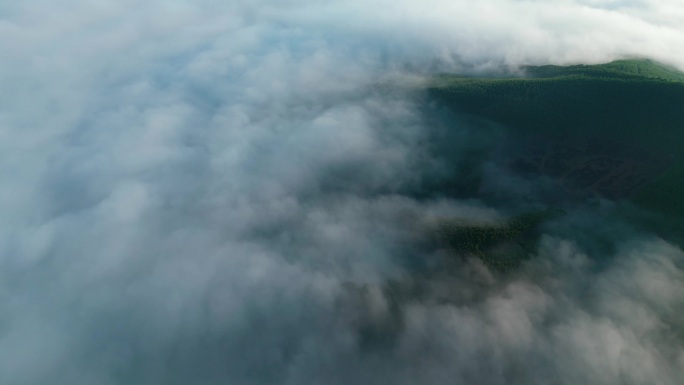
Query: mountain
428 59 684 237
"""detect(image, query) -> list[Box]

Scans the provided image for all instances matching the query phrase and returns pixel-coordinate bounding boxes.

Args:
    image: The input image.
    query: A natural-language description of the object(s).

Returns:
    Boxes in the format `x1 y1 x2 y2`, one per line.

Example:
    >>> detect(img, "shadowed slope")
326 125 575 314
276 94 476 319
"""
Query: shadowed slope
429 59 684 225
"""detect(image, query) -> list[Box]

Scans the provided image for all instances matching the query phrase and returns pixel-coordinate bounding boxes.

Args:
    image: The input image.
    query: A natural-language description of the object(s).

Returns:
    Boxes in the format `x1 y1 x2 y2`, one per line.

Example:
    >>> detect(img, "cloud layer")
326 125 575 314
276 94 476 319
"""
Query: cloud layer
1 1 684 384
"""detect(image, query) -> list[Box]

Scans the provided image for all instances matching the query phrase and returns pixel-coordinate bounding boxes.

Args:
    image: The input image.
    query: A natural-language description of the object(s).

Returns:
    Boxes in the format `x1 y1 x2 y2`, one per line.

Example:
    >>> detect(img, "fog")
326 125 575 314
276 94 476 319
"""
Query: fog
1 1 684 384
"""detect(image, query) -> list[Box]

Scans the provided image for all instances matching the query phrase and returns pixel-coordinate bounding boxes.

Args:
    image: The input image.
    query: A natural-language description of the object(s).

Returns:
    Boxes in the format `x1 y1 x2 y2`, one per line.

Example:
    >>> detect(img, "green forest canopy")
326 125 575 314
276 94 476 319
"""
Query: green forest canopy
428 59 684 223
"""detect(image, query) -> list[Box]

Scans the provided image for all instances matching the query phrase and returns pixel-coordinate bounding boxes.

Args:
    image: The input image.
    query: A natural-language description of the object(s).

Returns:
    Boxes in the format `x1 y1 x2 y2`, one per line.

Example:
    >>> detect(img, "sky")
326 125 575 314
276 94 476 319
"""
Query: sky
1 1 684 384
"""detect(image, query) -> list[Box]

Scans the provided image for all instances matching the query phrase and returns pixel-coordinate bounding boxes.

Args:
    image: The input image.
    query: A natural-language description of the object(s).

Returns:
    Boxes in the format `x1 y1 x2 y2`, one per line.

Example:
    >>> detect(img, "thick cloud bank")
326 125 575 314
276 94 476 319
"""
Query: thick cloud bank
1 1 684 384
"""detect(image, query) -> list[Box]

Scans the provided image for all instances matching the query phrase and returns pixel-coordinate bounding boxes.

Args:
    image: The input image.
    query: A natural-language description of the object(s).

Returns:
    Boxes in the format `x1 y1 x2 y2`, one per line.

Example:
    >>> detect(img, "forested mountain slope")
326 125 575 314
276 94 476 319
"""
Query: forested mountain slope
429 59 684 224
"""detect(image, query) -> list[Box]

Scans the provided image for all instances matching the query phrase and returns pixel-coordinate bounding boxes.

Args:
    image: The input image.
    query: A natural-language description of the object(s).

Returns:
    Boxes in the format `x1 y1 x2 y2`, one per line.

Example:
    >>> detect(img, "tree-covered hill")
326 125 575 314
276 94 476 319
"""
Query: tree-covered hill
428 59 684 225
524 59 684 82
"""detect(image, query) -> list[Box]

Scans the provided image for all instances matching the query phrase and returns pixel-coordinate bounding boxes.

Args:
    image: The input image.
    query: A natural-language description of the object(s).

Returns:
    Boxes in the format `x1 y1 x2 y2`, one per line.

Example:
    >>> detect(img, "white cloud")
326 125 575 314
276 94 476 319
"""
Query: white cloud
1 1 683 384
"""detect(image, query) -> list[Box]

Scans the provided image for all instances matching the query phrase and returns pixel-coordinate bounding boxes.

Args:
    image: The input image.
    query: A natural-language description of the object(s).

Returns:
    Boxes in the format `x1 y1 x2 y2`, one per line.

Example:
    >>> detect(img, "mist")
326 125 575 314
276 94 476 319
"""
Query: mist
1 1 684 384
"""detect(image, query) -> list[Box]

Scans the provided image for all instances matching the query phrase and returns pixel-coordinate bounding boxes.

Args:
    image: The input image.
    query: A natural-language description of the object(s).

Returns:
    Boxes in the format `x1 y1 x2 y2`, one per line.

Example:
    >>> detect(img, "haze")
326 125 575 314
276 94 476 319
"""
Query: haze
1 1 683 384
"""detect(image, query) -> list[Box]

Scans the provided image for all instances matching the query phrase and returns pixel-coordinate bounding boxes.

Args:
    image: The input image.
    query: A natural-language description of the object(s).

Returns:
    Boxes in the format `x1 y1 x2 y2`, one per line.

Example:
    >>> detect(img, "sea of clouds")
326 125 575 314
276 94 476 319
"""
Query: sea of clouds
1 1 684 384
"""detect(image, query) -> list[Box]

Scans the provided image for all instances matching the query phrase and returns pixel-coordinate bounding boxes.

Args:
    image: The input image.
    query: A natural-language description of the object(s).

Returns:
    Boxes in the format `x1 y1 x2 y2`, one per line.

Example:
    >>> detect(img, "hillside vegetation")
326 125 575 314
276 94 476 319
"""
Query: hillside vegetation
429 59 684 224
524 59 684 82
438 209 566 271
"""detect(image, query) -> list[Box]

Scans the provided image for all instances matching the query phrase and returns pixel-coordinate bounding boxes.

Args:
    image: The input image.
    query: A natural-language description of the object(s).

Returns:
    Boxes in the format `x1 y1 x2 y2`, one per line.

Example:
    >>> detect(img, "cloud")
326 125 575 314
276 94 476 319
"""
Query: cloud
1 0 684 384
